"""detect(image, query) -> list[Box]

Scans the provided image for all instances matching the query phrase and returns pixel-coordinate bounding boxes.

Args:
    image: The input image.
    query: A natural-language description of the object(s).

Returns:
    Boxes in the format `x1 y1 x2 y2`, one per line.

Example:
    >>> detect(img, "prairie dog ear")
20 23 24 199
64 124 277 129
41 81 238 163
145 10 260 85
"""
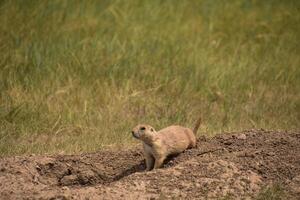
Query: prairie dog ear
150 128 154 132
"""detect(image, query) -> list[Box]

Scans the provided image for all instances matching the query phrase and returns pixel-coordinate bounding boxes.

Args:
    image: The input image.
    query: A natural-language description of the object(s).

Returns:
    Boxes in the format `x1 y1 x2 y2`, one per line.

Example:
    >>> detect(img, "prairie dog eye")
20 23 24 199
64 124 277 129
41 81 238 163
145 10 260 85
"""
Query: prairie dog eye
140 127 146 130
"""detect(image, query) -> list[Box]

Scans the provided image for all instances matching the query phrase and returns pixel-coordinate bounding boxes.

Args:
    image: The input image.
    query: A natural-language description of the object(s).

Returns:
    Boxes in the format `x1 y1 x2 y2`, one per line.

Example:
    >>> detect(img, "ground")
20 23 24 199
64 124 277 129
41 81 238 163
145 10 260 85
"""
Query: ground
0 129 299 200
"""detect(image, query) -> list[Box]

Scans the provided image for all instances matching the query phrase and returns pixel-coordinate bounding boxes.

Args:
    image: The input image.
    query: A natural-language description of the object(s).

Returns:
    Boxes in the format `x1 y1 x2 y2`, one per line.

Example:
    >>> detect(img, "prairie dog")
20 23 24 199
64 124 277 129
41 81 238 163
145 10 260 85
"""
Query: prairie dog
131 118 201 171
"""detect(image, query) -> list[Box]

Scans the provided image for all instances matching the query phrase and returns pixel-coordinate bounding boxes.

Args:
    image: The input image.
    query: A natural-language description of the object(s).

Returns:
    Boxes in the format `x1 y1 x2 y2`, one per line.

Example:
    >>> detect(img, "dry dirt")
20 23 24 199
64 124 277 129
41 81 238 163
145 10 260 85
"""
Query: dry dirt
0 129 299 200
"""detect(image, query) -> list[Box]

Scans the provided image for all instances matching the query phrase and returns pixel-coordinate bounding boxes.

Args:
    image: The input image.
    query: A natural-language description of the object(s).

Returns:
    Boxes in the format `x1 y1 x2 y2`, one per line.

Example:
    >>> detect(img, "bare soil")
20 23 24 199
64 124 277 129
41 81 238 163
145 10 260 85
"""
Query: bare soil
0 129 299 200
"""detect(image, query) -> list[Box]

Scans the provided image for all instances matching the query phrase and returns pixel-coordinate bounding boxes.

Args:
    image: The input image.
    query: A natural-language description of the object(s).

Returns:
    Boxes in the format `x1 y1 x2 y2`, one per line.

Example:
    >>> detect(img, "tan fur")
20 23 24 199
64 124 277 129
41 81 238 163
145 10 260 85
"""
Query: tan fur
131 121 199 171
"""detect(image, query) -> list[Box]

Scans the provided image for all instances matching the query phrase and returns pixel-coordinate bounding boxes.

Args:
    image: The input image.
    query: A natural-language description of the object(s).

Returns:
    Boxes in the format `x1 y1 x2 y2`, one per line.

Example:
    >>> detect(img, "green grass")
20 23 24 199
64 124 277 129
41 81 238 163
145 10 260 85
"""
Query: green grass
256 184 287 200
0 0 299 156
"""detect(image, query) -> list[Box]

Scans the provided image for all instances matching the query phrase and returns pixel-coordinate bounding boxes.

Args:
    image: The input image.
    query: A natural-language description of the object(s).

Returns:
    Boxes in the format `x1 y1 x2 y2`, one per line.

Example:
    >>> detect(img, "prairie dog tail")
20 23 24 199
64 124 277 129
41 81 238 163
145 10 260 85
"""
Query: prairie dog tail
193 116 202 134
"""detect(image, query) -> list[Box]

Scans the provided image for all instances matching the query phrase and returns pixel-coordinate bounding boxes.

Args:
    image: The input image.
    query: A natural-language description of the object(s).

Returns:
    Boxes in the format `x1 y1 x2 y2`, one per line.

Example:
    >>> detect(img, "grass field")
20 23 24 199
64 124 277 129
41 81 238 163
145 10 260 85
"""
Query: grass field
0 0 299 156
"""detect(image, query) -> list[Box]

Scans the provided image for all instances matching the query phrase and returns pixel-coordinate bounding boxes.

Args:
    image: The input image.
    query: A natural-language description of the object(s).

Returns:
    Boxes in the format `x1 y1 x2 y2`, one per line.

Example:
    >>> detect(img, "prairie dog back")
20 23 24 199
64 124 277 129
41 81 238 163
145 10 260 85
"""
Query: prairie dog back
157 125 196 154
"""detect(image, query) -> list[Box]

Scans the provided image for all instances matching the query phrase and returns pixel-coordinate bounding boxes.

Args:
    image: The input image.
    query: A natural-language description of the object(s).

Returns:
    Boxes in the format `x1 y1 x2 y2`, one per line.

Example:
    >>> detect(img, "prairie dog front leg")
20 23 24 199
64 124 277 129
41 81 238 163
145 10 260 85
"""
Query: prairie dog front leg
144 152 154 171
154 155 166 169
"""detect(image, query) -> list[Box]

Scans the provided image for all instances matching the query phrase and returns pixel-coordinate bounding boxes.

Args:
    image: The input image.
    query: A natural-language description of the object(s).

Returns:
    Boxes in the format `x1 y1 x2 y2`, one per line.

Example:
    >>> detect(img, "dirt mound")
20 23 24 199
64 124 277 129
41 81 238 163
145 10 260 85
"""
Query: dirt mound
0 130 299 199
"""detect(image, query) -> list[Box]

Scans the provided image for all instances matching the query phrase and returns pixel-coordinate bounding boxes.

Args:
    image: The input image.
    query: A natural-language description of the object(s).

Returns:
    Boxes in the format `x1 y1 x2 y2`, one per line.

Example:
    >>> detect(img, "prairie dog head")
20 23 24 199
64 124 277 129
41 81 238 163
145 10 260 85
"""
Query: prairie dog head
131 124 156 141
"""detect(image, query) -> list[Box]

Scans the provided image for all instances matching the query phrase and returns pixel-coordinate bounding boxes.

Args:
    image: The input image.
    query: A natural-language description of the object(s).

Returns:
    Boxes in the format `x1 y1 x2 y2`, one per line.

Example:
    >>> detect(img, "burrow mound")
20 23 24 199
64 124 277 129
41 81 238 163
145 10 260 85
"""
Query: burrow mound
35 149 146 186
0 129 299 199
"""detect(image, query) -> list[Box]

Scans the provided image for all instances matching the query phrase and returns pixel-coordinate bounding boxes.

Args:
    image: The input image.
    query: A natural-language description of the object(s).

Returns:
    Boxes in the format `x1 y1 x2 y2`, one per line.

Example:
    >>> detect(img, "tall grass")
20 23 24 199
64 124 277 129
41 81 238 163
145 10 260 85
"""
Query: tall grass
0 0 299 155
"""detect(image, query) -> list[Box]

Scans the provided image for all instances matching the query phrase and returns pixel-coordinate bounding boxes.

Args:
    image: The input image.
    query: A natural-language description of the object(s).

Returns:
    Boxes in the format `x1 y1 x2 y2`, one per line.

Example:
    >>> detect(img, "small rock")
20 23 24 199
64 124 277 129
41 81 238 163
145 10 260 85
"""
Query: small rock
168 160 174 165
49 195 67 200
289 175 300 194
247 132 257 137
237 134 247 140
224 140 232 145
198 135 207 141
266 152 275 156
60 175 78 186
61 186 70 191
237 152 255 158
292 175 300 183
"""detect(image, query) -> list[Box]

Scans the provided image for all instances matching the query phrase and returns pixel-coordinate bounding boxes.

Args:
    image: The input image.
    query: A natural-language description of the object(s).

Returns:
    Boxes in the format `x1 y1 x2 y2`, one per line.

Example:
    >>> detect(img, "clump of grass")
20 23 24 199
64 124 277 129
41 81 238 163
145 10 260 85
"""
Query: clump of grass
256 184 287 200
0 0 299 155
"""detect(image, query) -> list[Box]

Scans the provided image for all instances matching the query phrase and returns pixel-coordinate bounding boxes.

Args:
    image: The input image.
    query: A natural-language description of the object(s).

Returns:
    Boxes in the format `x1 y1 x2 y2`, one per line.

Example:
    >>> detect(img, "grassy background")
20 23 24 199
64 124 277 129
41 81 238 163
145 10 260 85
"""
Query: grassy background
0 0 299 156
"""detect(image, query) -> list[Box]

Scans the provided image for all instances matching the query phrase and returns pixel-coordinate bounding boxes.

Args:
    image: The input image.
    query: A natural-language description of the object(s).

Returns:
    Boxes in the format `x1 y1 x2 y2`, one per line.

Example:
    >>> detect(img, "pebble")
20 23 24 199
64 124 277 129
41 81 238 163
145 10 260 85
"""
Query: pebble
237 134 247 140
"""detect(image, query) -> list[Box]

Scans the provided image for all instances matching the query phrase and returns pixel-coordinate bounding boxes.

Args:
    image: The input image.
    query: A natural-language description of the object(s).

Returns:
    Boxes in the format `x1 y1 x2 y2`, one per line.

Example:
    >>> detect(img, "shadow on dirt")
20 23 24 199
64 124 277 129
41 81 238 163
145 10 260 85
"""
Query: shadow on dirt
36 153 186 186
112 161 145 182
112 153 183 181
36 157 147 187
